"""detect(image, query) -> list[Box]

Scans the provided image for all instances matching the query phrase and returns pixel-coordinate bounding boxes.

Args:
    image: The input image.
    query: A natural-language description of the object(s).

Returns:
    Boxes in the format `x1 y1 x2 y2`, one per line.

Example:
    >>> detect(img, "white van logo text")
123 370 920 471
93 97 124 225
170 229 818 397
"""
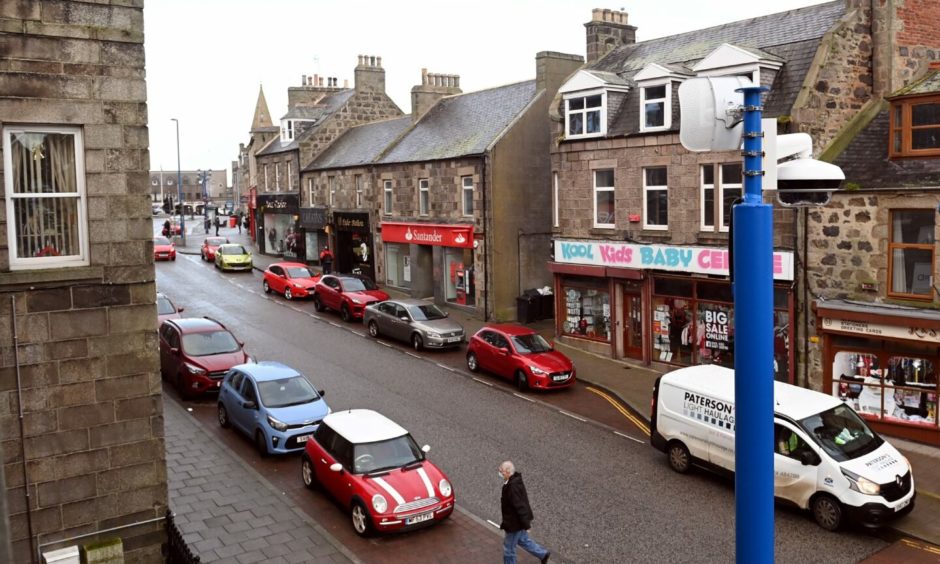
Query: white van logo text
683 392 735 430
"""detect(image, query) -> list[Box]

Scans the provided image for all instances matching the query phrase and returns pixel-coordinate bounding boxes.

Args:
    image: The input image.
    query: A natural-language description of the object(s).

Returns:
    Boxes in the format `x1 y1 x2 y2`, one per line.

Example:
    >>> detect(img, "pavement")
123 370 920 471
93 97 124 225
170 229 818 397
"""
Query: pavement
164 217 940 555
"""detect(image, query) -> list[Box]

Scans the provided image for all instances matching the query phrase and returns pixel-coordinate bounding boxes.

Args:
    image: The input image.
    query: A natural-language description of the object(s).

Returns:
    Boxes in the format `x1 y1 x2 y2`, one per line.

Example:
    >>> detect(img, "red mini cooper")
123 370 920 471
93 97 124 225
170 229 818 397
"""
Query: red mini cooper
301 409 454 536
466 324 576 391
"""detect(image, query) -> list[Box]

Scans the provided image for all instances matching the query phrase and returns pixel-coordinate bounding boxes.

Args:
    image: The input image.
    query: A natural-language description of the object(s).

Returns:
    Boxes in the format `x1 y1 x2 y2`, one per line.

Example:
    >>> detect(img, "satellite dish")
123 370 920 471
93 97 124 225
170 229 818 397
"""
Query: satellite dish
678 76 753 152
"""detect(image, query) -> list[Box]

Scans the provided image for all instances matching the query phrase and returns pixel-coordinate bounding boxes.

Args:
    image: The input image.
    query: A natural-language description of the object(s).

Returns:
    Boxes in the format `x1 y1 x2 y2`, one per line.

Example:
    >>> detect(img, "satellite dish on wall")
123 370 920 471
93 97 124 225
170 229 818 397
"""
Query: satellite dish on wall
678 76 753 152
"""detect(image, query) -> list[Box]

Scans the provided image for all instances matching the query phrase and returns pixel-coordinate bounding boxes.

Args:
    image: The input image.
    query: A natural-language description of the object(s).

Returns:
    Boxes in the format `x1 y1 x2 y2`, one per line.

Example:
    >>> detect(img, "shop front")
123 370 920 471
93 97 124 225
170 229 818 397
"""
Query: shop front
334 212 375 280
299 206 328 265
381 222 476 308
257 193 299 256
817 299 940 445
549 238 795 382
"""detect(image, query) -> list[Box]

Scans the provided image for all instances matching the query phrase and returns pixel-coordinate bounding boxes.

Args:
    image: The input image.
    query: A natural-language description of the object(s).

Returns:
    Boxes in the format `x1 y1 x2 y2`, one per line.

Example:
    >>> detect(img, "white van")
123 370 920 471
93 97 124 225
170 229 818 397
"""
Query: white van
650 365 915 531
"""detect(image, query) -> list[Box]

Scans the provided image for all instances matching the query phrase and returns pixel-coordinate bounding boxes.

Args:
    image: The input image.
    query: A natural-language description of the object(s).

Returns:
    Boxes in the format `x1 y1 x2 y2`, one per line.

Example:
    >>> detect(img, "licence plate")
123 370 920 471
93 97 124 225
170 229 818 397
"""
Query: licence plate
446 336 462 343
406 512 433 525
895 497 911 512
552 374 569 382
295 434 312 444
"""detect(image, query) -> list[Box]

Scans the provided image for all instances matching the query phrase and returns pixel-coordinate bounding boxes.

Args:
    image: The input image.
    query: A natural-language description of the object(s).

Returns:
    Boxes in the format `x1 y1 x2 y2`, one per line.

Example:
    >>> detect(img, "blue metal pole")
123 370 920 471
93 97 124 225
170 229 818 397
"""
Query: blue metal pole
733 85 774 564
172 118 186 246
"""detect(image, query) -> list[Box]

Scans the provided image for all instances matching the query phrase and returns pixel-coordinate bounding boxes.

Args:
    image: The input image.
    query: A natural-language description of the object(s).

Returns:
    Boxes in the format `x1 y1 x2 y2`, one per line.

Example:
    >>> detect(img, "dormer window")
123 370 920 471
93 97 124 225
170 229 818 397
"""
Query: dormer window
566 92 606 138
281 119 295 143
641 83 670 131
889 94 940 158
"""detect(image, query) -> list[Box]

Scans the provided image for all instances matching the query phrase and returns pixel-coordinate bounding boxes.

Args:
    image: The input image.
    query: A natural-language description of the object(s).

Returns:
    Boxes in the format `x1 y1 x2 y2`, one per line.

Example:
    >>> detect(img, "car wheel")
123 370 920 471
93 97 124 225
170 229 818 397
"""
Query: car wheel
811 494 843 531
175 373 191 401
667 441 691 474
340 304 352 323
515 370 528 392
262 280 271 294
467 352 479 372
285 287 293 301
301 455 318 491
171 255 176 261
350 501 373 537
368 321 380 338
255 430 269 458
313 295 324 312
412 333 424 351
218 404 230 428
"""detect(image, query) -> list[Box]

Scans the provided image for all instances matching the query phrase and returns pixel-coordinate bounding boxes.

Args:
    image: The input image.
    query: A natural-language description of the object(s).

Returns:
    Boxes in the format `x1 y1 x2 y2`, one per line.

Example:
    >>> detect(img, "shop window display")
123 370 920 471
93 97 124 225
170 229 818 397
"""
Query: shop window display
833 351 937 427
563 287 610 341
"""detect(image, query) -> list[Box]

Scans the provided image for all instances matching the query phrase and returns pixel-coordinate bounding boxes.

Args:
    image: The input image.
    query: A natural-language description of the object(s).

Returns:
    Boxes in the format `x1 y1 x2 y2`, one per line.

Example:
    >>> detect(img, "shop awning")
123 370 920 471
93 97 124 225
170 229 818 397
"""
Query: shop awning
816 299 940 343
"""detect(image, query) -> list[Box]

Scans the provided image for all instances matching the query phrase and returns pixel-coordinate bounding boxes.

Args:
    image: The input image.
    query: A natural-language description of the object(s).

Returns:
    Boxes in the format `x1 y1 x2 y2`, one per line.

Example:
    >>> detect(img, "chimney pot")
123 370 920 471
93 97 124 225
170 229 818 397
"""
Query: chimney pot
313 74 319 86
377 56 382 67
302 74 307 85
370 55 376 66
357 55 363 66
344 78 349 88
319 77 324 87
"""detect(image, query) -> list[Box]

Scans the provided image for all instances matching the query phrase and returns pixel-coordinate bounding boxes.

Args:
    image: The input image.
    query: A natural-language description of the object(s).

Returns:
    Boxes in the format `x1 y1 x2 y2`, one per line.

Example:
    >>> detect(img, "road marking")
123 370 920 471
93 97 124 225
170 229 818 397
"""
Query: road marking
486 520 499 528
614 431 645 444
512 393 535 403
901 538 940 556
378 341 392 348
472 377 493 387
435 363 456 372
328 321 342 328
916 488 940 502
350 331 366 337
586 386 651 436
559 410 587 422
405 351 421 359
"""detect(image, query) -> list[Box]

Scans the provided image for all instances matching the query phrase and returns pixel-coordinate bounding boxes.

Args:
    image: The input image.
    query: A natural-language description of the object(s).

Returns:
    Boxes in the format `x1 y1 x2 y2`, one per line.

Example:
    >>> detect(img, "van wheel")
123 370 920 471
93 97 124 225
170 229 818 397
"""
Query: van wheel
667 441 691 474
811 494 843 531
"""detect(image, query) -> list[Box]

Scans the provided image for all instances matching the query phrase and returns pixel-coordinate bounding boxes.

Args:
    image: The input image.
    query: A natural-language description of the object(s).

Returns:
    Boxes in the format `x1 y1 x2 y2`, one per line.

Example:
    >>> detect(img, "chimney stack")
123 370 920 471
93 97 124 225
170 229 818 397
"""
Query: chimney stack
355 53 386 93
411 67 462 122
584 8 636 64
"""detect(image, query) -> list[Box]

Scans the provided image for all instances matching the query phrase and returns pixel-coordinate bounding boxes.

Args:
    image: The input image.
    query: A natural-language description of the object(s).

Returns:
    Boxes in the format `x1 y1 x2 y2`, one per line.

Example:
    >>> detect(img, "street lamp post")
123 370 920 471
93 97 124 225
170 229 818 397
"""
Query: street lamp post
171 118 186 246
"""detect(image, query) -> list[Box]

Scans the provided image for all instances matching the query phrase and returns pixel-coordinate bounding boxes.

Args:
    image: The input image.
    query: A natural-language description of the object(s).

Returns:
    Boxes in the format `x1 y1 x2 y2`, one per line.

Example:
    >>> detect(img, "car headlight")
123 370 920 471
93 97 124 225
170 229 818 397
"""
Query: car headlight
351 298 362 304
427 332 441 339
438 479 452 497
842 468 880 495
266 414 288 432
184 362 207 375
529 366 547 375
371 494 387 513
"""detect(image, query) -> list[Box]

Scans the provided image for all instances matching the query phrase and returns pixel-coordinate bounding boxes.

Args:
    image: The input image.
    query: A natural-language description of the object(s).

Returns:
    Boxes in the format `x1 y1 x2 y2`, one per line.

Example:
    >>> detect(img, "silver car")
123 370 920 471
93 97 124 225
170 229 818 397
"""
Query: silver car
364 298 465 351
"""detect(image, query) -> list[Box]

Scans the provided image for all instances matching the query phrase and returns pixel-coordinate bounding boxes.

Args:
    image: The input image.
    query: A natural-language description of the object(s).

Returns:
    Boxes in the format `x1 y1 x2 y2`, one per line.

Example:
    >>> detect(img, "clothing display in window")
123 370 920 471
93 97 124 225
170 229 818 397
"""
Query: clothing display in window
562 288 610 341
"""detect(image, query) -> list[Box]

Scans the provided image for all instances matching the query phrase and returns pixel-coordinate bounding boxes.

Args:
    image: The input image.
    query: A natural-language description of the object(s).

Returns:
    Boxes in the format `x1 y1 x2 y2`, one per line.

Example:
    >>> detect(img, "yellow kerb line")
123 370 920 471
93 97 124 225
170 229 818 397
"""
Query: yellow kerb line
586 386 650 436
901 538 940 555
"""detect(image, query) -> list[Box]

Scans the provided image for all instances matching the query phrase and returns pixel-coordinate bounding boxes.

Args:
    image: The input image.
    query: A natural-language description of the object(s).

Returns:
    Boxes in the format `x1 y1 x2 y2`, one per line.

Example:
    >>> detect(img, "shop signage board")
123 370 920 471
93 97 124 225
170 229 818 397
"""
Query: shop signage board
335 212 370 232
382 222 474 249
821 317 940 344
300 207 327 229
553 239 794 281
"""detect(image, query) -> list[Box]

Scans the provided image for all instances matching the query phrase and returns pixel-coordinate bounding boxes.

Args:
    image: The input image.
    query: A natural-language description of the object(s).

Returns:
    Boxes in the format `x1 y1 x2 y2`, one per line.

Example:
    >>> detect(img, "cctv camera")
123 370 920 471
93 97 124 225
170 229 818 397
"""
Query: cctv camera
775 158 844 207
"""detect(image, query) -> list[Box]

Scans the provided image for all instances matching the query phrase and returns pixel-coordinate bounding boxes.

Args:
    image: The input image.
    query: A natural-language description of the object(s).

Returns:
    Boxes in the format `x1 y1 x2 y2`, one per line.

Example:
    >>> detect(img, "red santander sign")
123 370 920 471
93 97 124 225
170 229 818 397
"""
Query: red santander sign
381 222 474 249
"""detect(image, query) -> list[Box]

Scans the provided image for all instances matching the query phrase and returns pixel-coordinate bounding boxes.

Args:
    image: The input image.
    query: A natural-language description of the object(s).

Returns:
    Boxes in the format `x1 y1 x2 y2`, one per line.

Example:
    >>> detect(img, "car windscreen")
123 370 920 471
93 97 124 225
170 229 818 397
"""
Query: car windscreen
799 403 884 462
206 237 226 246
286 267 315 278
219 245 247 255
352 434 424 474
408 304 446 321
154 237 171 245
181 330 241 356
342 277 375 292
156 296 176 315
512 333 553 354
257 375 319 408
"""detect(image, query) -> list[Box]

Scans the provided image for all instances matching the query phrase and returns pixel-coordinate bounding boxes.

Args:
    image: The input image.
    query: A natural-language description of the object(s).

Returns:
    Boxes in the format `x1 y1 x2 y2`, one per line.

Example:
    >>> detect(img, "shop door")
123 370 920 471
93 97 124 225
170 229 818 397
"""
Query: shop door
623 292 643 360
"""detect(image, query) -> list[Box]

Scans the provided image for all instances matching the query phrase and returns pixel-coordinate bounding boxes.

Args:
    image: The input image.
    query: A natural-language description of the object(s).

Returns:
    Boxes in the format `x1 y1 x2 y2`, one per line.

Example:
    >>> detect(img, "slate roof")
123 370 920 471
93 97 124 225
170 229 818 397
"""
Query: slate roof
377 80 538 164
305 116 413 171
833 108 940 189
257 89 356 157
282 106 326 120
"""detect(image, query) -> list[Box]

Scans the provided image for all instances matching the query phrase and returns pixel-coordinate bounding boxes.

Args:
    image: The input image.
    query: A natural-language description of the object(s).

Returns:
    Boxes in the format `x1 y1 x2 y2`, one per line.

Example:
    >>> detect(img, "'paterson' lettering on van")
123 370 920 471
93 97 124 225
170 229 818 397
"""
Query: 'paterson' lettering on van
682 391 735 430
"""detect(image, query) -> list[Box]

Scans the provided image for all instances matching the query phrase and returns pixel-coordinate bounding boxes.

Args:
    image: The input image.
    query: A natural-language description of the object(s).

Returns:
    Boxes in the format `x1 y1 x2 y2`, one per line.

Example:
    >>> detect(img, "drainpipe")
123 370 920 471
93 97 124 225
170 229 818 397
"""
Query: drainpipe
482 156 489 321
802 207 810 388
11 296 37 563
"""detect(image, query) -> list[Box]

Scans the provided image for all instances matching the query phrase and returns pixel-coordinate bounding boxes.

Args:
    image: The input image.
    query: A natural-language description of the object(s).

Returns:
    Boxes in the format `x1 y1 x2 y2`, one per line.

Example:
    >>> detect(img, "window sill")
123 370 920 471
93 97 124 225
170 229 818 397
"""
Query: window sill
2 265 104 288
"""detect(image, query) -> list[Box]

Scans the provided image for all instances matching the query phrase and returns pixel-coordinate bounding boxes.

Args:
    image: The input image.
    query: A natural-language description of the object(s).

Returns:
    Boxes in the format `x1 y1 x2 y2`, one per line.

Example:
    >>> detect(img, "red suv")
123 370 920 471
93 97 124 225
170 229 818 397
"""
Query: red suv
466 324 575 391
159 317 252 399
313 274 389 322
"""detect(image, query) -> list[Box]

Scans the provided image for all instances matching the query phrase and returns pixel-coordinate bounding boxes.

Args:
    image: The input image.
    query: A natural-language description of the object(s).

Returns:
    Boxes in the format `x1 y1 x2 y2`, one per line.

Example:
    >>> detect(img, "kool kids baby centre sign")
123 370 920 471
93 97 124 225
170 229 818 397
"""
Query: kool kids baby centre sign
554 239 794 281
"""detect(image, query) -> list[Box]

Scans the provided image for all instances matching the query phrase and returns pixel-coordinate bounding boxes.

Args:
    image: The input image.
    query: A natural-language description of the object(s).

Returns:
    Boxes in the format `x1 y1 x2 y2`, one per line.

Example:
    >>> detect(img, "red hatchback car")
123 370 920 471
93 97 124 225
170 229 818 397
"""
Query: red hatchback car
466 325 576 391
201 236 228 261
263 262 320 300
301 409 454 536
313 274 389 322
153 236 176 261
159 317 252 399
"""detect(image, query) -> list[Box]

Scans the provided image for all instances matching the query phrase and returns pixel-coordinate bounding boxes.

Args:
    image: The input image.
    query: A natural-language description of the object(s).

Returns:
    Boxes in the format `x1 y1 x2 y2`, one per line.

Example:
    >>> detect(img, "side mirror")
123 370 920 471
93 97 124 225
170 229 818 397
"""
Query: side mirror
799 450 819 466
317 389 326 397
400 316 410 322
421 445 431 453
170 348 180 356
499 347 510 356
243 400 257 410
329 463 343 473
177 307 185 313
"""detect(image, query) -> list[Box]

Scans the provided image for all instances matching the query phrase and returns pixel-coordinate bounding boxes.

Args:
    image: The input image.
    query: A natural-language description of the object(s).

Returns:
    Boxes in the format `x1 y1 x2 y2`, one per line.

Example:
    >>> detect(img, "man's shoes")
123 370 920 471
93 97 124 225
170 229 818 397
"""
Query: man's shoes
541 552 551 564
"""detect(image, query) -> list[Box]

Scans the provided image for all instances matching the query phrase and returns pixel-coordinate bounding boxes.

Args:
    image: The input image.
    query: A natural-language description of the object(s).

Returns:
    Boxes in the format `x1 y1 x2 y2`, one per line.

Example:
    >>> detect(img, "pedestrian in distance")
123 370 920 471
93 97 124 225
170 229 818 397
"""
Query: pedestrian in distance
204 217 210 235
319 246 334 274
268 226 277 253
498 460 550 564
236 211 243 234
213 215 220 236
162 219 171 238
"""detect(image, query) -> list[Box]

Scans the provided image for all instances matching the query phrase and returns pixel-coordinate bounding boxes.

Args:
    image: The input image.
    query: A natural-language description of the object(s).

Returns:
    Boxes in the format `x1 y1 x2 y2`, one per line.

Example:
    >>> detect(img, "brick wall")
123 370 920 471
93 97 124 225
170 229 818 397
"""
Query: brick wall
0 1 166 561
894 0 940 83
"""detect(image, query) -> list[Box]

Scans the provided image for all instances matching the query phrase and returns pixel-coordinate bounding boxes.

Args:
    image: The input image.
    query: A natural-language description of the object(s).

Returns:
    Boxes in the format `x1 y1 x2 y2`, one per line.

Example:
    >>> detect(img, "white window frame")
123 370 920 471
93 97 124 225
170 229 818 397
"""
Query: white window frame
307 178 315 206
593 169 615 229
564 89 607 139
383 180 393 215
718 162 743 232
275 163 281 191
355 174 363 208
552 172 559 228
328 176 335 207
700 164 715 231
643 166 668 230
281 119 294 143
640 81 671 132
419 178 429 216
263 164 269 191
3 124 89 270
461 176 473 217
287 161 292 190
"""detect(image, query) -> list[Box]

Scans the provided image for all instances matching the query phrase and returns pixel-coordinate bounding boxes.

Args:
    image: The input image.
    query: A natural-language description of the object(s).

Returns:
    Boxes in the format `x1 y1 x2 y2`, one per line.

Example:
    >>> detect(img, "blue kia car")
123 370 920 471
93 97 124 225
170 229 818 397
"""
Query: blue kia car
217 361 330 456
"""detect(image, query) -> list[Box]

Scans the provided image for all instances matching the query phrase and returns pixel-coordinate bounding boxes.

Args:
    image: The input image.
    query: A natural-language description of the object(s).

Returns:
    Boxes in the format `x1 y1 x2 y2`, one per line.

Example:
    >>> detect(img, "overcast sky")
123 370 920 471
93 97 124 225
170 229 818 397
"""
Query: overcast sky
144 0 827 184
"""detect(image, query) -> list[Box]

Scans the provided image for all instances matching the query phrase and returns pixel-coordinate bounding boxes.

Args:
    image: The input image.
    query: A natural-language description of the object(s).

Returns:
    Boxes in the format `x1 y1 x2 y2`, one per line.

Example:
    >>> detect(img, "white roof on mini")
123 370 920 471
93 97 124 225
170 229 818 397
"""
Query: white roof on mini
324 409 408 444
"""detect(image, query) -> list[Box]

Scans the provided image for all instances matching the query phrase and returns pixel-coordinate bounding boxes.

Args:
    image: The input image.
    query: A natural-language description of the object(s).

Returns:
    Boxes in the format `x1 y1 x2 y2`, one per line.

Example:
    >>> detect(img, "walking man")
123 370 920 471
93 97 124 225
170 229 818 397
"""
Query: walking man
213 215 220 236
498 461 550 564
319 246 334 274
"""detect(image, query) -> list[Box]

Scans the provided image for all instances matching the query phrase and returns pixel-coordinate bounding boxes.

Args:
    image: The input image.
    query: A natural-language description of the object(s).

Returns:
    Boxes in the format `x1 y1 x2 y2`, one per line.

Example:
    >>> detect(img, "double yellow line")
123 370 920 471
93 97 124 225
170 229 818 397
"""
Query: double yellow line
901 538 940 557
586 386 651 436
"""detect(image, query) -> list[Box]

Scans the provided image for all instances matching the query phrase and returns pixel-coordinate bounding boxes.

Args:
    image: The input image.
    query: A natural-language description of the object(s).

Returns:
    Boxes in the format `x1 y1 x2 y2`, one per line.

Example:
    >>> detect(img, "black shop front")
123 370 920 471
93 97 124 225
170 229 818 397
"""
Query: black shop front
333 211 375 281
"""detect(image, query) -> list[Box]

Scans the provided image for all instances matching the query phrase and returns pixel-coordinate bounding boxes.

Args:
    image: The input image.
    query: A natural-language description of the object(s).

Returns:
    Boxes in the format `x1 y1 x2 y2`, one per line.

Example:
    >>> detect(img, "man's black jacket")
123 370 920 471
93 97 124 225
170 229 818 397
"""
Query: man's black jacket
500 472 534 532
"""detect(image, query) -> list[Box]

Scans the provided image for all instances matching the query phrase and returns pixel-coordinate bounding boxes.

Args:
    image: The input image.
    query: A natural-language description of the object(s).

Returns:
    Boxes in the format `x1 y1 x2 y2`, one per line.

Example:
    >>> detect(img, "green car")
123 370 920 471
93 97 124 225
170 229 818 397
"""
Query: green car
214 243 253 272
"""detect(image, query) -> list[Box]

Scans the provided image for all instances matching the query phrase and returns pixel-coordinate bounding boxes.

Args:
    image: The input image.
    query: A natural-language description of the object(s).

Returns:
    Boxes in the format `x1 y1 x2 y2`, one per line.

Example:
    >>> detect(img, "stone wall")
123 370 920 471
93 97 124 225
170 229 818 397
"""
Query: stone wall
893 0 940 84
255 151 300 194
0 1 166 561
